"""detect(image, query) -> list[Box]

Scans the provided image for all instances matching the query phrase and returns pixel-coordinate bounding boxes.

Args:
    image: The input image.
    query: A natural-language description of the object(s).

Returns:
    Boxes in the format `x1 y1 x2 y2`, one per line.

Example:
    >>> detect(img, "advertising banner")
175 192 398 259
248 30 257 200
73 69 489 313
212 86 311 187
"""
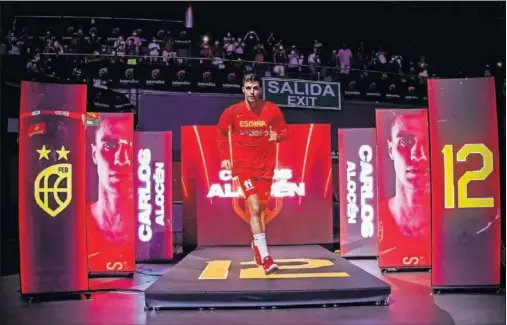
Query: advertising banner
262 78 342 110
338 128 378 258
134 131 173 261
86 112 135 274
88 62 243 94
428 77 501 288
375 109 431 269
18 81 88 294
181 124 333 246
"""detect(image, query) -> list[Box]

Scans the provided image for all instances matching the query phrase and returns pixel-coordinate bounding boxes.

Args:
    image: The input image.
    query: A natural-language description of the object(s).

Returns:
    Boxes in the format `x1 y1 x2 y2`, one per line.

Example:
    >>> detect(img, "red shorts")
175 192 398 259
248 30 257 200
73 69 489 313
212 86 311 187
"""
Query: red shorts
237 173 272 202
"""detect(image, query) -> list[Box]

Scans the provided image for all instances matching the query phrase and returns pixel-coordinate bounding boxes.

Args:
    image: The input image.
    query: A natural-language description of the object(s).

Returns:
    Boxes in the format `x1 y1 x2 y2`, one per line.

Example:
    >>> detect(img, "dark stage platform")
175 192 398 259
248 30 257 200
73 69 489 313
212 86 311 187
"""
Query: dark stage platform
144 245 391 309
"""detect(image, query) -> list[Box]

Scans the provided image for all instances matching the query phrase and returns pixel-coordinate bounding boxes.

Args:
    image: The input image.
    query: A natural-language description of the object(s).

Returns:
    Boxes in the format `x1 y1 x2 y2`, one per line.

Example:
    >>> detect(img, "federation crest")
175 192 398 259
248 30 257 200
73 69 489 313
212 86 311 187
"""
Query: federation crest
34 163 72 217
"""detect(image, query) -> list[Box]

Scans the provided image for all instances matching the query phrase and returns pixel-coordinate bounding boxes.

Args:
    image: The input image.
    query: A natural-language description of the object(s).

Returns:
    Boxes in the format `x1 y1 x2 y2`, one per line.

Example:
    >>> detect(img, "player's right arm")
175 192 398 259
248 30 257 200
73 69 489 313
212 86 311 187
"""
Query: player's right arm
217 106 234 169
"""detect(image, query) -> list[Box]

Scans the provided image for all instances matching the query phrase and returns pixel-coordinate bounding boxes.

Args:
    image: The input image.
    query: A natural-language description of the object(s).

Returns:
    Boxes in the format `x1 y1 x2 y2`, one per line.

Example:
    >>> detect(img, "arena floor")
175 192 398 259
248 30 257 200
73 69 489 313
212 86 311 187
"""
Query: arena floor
0 255 504 325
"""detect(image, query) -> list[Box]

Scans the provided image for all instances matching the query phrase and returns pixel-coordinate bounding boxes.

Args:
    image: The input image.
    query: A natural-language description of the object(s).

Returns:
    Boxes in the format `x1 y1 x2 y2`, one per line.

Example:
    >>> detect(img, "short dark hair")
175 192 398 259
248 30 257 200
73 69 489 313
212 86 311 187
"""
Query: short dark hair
242 73 262 86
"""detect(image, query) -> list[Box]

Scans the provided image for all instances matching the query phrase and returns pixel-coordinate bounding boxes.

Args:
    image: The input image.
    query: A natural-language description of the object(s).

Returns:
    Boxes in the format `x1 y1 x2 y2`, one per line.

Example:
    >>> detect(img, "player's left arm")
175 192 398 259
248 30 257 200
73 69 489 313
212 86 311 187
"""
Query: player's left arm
270 104 289 142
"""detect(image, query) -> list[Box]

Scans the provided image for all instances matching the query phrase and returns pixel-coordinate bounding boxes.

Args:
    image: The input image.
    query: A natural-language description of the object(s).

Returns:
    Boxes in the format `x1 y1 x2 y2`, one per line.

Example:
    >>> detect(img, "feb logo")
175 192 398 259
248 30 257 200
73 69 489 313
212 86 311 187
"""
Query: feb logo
34 145 72 217
34 163 72 217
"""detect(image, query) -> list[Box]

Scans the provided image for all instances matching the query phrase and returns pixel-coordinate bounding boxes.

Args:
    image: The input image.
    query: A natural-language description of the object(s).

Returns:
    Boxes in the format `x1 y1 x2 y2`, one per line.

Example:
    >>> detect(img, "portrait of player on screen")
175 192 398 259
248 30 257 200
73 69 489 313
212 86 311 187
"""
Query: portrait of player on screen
387 111 430 235
216 73 289 275
87 116 134 267
379 110 431 263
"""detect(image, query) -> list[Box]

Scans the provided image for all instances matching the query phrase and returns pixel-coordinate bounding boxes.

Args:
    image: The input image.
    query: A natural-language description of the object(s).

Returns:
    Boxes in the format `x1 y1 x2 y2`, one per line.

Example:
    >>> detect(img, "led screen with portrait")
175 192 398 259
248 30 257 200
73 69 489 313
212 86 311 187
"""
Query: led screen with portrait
376 109 431 269
18 81 88 294
181 124 333 246
86 112 135 274
428 77 501 288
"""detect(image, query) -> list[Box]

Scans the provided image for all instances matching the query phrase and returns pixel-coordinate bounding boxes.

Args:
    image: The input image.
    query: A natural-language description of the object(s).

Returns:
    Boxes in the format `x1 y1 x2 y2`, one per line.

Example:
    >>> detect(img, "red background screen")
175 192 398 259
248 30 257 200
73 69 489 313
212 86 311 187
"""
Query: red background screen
181 124 333 246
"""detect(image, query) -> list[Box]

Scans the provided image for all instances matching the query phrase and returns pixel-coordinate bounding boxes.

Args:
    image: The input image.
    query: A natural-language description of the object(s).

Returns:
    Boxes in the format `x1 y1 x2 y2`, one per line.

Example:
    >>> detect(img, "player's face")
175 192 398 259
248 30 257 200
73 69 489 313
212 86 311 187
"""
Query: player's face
388 113 429 191
242 81 261 103
92 118 133 194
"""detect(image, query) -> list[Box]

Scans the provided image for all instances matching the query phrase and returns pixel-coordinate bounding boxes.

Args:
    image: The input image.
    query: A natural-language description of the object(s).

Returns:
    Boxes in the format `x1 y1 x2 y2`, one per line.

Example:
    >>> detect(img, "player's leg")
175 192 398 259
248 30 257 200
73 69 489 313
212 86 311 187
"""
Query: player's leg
239 174 278 274
257 177 273 228
245 193 278 274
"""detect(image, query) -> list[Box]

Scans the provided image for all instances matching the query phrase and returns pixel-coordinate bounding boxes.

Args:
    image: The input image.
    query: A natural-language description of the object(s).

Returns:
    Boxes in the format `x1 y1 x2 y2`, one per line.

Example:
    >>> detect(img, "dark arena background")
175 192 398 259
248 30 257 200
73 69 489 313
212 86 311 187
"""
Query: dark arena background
0 2 505 325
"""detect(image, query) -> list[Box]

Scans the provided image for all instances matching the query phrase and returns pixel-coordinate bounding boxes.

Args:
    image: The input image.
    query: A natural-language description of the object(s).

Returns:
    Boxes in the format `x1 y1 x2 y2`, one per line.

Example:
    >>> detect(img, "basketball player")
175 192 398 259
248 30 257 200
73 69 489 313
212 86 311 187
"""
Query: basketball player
379 111 431 263
217 74 289 274
87 116 135 269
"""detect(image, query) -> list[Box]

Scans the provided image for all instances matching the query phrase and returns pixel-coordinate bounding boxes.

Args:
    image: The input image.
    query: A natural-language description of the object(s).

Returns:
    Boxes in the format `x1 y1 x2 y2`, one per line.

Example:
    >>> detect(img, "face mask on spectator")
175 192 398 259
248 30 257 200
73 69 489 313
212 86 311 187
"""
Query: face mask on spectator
215 41 219 46
133 32 137 36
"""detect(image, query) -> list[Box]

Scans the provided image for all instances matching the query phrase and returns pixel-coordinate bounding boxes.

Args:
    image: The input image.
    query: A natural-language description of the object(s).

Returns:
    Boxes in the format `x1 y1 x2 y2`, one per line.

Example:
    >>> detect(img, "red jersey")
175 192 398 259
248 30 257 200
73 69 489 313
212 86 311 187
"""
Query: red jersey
217 101 289 179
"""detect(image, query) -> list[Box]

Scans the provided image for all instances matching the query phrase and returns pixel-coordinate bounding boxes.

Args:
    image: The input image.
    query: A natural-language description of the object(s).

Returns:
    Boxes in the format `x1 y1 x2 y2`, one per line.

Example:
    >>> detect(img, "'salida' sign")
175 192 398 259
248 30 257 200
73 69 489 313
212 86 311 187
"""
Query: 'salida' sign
262 77 342 110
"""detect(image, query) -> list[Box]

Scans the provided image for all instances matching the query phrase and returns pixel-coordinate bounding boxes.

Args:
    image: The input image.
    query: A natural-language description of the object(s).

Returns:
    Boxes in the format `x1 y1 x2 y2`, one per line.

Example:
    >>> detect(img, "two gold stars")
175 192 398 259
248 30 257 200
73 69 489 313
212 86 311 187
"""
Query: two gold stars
36 145 70 160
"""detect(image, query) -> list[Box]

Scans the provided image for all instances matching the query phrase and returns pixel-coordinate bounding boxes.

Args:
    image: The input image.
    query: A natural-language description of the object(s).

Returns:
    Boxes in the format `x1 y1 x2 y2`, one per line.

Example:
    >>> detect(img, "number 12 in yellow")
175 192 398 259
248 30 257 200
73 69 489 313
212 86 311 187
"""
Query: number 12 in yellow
442 143 494 209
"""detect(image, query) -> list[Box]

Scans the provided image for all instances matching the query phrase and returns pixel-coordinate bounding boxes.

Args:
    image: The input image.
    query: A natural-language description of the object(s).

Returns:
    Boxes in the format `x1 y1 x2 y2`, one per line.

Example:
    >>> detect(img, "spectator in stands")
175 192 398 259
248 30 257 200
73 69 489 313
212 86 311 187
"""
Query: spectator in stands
175 30 191 58
114 36 126 56
377 48 388 69
224 37 235 59
148 37 160 60
272 43 287 76
8 37 20 55
163 31 176 57
338 43 353 75
127 30 142 51
43 56 55 78
313 40 323 56
125 38 136 55
355 41 365 67
223 31 233 44
88 29 101 53
212 39 224 65
389 55 403 74
298 53 305 75
327 50 338 80
200 35 212 58
308 48 321 75
234 37 245 59
53 40 64 54
244 30 260 59
287 46 300 78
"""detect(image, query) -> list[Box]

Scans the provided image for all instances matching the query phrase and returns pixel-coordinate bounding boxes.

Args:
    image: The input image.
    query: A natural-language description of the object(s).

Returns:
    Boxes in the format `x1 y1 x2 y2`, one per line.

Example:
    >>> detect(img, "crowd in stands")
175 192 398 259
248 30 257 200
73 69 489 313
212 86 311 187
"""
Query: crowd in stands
1 16 504 99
